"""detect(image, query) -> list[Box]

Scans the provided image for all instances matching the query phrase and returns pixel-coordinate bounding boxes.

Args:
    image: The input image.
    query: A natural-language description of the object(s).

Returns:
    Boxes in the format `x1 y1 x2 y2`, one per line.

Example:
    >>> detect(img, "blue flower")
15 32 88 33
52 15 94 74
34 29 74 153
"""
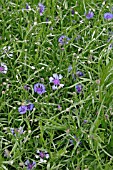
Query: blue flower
75 84 83 93
36 150 49 163
26 3 31 10
25 160 36 170
0 63 8 74
34 83 46 94
68 65 72 73
10 128 15 135
104 13 113 20
86 11 94 19
76 71 84 77
49 73 64 90
71 9 75 15
18 105 27 114
26 103 34 111
58 35 70 45
38 3 45 16
24 85 30 91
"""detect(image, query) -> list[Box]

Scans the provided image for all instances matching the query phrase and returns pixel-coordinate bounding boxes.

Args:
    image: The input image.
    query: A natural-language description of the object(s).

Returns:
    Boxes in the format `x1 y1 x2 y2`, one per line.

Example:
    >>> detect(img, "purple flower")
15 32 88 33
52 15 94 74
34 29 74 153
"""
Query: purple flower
10 128 15 135
26 3 31 10
18 105 27 114
10 127 24 135
49 73 64 90
75 84 83 93
83 120 88 123
76 71 84 77
0 63 8 74
25 160 36 170
24 85 30 91
86 11 94 19
58 35 70 45
75 35 81 41
4 149 11 158
71 9 75 15
36 150 49 163
34 83 46 94
17 126 24 134
26 103 34 111
70 135 81 145
38 3 45 16
58 105 61 110
70 135 77 144
104 13 113 20
68 65 72 73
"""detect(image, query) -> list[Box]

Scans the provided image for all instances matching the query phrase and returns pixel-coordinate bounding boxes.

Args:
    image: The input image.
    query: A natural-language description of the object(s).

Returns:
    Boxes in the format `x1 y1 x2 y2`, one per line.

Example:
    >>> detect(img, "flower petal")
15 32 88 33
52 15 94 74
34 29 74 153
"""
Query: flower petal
58 74 63 79
53 73 59 79
49 77 54 83
45 154 49 159
25 160 29 165
52 85 58 90
59 84 64 88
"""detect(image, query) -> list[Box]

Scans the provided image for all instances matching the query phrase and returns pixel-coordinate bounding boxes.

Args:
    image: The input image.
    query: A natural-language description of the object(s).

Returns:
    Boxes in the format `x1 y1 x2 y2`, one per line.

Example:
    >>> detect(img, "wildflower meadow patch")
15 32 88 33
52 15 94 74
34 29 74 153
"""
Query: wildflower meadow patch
1 0 113 169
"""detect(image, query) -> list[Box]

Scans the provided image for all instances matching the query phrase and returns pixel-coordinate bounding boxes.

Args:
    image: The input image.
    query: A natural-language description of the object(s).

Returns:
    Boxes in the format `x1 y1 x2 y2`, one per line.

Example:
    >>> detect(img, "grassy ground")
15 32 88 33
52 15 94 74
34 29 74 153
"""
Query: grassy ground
0 0 113 169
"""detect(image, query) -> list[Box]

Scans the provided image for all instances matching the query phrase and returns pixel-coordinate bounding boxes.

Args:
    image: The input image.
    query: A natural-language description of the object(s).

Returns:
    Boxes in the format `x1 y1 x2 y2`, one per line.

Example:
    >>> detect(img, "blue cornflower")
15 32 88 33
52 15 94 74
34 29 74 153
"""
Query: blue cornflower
76 71 84 77
0 63 8 74
26 103 34 111
24 85 30 91
10 128 15 135
83 120 88 123
70 135 81 145
10 127 24 135
34 83 46 94
38 3 45 16
26 3 31 10
36 150 49 163
68 65 72 73
71 9 75 15
75 84 83 93
25 160 36 170
58 35 70 45
86 11 94 19
18 105 27 114
70 135 77 144
49 73 64 90
17 126 24 134
104 13 113 20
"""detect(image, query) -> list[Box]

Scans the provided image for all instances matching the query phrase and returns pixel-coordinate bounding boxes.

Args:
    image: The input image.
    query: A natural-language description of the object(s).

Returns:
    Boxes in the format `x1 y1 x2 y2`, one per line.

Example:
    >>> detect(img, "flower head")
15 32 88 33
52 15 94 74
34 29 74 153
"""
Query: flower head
18 105 27 114
49 73 64 90
26 3 31 10
76 71 84 77
71 9 75 15
75 84 83 93
17 126 24 134
34 83 46 94
70 135 77 144
86 11 94 19
10 128 15 135
24 85 30 91
26 103 34 111
70 135 81 145
4 149 11 158
68 65 72 73
58 35 70 45
25 160 36 170
36 150 49 163
0 63 8 74
38 3 45 16
10 127 24 135
104 13 113 20
83 120 88 123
